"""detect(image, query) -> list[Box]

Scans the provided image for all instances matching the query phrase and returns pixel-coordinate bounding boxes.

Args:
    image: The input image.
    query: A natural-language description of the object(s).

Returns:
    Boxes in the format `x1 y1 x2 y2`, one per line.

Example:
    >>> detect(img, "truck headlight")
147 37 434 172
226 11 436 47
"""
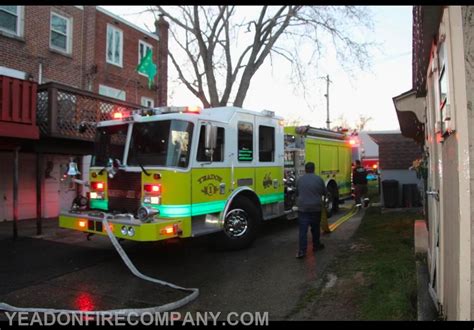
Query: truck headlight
120 226 128 236
127 226 135 237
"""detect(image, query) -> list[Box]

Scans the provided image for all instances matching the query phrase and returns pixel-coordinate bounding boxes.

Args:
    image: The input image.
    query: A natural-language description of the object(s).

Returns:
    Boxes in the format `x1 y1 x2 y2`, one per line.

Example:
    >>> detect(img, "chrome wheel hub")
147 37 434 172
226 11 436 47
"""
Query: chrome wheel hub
224 209 249 238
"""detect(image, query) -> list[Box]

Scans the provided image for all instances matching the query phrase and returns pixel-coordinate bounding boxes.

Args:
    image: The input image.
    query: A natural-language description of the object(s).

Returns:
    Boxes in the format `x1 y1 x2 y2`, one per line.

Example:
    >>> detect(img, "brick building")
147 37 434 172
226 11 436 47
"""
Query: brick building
369 132 422 207
0 5 168 226
0 5 168 107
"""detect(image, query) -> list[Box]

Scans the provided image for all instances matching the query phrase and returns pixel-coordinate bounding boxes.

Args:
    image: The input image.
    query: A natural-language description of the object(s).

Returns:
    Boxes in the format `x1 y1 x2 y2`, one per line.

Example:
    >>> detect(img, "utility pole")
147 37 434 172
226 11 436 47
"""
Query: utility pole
323 74 332 130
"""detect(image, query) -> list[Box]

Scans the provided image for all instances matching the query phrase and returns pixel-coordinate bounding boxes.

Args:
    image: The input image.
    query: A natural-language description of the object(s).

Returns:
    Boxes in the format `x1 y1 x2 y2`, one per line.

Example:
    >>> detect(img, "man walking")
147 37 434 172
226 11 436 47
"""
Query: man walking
295 162 327 258
353 160 368 207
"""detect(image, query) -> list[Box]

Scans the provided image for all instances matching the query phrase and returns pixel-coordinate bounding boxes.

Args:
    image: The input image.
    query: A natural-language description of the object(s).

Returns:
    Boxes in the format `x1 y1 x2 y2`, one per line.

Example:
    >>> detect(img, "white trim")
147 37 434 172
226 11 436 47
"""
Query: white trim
96 6 159 41
0 66 26 79
140 96 154 108
99 84 126 101
106 24 123 67
49 11 73 55
0 5 24 37
74 6 84 10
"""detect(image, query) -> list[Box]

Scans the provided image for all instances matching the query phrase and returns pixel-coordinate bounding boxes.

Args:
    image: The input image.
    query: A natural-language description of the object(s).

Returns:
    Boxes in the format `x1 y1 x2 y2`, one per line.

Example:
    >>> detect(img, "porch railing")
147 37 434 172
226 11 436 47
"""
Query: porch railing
37 82 141 141
0 75 39 139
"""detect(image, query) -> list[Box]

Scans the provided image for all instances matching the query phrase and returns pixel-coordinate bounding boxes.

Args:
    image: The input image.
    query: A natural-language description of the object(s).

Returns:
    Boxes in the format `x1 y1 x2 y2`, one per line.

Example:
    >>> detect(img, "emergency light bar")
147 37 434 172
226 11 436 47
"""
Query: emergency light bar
133 106 202 117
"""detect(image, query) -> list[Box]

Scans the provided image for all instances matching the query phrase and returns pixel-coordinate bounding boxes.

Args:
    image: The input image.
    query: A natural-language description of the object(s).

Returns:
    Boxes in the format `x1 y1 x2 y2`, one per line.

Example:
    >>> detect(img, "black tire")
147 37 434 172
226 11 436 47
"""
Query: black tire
212 196 261 251
326 184 339 218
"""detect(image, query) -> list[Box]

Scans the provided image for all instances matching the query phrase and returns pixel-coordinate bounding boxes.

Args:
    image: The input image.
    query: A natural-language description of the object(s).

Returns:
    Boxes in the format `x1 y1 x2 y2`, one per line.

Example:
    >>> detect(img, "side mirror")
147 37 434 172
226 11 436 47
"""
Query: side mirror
205 123 217 150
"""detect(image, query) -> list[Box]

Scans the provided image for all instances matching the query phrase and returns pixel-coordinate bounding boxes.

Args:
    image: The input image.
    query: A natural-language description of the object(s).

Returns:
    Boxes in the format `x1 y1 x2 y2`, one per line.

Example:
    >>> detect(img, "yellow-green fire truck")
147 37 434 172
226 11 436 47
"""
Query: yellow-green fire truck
59 106 352 249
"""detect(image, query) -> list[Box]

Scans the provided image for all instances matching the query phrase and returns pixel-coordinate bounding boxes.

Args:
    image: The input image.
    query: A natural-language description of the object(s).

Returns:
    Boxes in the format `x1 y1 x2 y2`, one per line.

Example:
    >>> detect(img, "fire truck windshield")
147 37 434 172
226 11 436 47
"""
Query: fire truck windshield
92 124 128 167
128 120 194 168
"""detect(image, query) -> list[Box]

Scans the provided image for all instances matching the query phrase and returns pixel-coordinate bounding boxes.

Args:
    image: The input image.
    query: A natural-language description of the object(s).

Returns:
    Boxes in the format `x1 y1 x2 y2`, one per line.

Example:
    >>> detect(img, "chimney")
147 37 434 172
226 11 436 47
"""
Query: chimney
155 15 169 107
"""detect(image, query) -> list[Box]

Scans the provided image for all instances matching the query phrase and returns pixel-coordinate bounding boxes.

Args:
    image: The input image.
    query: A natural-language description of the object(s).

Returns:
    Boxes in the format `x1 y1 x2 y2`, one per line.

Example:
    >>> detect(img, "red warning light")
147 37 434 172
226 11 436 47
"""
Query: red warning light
144 184 161 194
91 181 104 191
113 112 123 119
185 106 201 114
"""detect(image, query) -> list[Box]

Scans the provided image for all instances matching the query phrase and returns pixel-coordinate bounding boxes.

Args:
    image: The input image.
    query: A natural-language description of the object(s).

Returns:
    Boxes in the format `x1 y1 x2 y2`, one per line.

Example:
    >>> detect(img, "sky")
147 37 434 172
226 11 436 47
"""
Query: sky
101 6 412 131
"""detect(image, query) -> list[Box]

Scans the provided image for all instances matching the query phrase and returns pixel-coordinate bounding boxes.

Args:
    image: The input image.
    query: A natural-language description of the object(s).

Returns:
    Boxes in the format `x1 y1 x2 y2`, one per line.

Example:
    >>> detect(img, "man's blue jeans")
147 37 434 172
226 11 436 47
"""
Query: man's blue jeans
297 211 321 254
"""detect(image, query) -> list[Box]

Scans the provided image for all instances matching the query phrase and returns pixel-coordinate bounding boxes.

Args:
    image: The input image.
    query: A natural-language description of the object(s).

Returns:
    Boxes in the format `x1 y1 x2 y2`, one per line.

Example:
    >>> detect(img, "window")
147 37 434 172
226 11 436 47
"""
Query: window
0 6 23 36
259 125 275 162
238 122 253 162
99 84 126 101
141 97 154 108
50 12 72 54
138 40 152 66
437 30 453 135
106 24 123 67
128 120 194 168
197 125 225 162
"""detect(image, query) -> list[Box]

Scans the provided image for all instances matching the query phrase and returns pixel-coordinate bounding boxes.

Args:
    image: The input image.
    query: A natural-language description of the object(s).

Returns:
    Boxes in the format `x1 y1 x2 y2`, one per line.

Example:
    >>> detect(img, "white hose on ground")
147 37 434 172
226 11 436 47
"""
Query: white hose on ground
0 216 199 316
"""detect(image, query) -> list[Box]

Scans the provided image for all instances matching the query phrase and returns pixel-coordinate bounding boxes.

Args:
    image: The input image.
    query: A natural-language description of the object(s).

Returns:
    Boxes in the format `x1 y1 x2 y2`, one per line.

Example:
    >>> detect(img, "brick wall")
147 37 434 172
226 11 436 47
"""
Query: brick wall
0 5 167 106
94 9 159 105
0 6 85 88
369 133 422 170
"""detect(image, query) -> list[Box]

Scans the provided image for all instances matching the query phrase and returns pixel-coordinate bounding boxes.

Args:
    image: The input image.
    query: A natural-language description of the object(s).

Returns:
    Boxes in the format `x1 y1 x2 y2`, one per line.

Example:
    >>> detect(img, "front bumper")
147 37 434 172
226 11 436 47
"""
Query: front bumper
59 210 189 242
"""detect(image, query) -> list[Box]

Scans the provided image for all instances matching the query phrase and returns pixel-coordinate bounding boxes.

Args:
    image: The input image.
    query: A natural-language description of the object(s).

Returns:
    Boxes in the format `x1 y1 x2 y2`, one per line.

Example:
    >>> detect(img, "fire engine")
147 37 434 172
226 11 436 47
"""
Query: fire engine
59 106 352 249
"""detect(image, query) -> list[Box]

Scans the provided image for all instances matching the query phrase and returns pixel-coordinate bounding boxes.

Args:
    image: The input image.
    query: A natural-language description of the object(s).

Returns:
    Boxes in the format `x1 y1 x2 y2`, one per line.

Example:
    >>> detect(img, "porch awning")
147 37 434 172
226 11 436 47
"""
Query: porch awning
392 89 425 144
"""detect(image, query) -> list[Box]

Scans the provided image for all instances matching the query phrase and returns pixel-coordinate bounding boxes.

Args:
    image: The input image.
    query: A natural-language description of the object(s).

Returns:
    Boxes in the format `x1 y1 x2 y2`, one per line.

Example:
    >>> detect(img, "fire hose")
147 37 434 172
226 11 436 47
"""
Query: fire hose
0 216 199 316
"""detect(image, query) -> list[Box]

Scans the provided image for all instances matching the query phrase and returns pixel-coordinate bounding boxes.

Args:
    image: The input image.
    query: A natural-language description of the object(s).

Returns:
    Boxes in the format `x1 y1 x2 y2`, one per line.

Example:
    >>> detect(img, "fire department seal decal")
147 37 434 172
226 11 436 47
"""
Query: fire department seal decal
198 174 223 196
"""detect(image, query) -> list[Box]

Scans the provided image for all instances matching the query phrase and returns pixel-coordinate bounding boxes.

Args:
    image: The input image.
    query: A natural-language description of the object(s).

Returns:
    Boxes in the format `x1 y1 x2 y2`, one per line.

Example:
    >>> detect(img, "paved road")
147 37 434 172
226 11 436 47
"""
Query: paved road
0 205 364 320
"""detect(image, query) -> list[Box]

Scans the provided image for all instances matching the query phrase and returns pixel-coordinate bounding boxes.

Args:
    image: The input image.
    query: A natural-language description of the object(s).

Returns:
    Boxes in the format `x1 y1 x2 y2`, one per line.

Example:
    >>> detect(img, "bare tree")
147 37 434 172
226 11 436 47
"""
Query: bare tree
332 113 372 132
152 6 374 108
354 114 372 131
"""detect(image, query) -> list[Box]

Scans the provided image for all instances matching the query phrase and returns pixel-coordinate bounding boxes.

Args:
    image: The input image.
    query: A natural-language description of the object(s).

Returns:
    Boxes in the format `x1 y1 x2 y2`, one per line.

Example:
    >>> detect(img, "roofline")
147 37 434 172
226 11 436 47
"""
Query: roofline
96 6 159 42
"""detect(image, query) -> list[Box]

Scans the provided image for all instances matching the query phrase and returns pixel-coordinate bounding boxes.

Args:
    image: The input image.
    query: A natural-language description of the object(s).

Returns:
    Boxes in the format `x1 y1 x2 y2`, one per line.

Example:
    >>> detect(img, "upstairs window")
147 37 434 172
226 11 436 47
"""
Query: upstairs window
138 41 153 67
106 24 123 67
238 122 253 162
0 6 23 37
259 125 275 162
50 12 72 54
99 84 126 101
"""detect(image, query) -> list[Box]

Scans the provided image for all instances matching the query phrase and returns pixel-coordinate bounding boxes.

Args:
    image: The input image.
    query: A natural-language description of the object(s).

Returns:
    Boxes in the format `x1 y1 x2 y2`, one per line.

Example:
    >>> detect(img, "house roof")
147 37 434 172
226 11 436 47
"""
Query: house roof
369 133 422 170
96 6 159 41
412 6 443 97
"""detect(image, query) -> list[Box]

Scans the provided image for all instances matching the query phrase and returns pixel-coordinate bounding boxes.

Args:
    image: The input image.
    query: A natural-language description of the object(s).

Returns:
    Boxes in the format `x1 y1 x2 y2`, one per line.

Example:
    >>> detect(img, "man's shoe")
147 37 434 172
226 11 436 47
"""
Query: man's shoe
296 252 306 259
313 243 325 251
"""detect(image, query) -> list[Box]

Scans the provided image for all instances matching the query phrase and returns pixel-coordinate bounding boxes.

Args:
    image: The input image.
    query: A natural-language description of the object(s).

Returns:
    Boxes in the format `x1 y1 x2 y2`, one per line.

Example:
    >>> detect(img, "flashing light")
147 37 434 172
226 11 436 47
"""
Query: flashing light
91 181 104 191
144 184 161 194
373 164 378 169
349 139 356 145
185 106 201 114
162 226 175 235
113 112 123 119
78 220 87 228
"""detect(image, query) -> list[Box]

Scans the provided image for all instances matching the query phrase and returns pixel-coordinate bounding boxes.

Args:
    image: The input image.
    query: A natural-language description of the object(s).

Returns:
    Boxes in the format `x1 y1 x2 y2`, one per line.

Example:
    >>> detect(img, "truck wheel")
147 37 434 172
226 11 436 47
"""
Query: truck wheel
326 185 339 218
213 196 261 250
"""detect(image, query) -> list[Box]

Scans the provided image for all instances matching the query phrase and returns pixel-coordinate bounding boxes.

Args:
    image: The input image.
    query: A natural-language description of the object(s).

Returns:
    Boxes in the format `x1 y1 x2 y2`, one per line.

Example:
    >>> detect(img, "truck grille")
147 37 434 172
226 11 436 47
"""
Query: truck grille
107 171 141 214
